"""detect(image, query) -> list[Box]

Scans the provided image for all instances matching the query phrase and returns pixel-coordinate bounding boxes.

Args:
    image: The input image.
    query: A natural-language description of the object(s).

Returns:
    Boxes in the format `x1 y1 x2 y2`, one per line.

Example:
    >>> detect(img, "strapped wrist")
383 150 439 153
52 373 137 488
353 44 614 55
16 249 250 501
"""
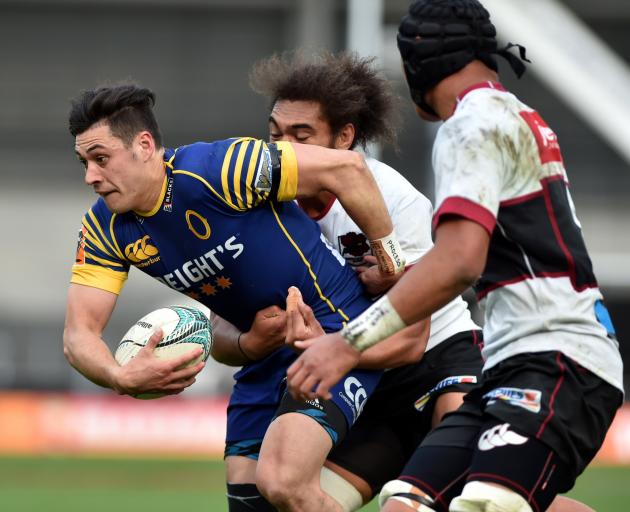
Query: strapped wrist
341 295 406 352
369 231 405 275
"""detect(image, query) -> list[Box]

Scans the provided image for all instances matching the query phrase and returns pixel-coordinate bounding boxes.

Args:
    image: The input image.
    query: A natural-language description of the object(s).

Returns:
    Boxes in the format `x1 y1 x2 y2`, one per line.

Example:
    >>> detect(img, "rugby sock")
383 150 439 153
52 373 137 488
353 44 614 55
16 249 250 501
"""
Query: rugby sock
226 483 276 511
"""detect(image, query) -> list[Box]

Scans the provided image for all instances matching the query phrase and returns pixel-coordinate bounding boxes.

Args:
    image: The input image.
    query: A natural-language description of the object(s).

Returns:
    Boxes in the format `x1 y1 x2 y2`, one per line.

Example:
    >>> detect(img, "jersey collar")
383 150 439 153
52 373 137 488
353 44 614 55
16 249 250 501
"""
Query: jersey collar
455 81 506 106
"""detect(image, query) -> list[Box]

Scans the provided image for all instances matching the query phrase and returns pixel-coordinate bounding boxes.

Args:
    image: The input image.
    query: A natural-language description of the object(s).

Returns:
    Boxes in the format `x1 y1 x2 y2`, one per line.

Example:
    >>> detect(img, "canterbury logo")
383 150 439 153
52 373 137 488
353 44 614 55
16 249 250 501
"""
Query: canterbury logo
478 423 529 451
125 235 159 263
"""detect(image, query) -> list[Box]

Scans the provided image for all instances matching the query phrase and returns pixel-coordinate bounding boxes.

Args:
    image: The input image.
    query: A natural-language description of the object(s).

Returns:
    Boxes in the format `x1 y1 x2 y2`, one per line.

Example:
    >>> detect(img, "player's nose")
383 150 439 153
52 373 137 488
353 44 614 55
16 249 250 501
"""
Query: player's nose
84 162 102 186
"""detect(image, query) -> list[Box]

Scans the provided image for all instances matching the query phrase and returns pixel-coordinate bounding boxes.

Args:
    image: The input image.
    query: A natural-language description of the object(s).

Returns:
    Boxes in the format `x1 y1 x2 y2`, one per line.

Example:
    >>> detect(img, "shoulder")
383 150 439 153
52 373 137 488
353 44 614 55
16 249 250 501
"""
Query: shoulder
439 90 523 145
365 156 431 210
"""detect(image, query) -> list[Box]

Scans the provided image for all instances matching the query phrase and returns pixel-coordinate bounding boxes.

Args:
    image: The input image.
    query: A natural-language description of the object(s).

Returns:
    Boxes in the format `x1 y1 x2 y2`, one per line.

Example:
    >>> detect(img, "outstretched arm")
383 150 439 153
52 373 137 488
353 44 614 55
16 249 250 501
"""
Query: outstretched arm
287 218 489 400
284 287 429 370
63 283 205 396
289 143 405 275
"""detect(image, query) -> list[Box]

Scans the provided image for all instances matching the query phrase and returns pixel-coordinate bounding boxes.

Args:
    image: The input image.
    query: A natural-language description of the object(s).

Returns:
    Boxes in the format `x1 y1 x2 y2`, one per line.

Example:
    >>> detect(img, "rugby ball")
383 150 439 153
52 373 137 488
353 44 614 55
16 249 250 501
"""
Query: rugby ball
114 305 212 399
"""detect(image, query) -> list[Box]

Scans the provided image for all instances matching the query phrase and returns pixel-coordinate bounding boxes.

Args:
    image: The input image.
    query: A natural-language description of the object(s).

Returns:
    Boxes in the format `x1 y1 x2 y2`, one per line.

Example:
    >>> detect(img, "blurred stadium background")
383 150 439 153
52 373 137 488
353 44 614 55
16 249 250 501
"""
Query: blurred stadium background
0 0 628 510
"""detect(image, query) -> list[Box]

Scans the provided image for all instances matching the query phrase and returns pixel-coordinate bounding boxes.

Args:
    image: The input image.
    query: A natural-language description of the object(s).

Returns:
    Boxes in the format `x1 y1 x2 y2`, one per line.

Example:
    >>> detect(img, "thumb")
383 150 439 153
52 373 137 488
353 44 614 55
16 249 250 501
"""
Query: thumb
293 338 315 350
287 286 301 313
144 328 164 352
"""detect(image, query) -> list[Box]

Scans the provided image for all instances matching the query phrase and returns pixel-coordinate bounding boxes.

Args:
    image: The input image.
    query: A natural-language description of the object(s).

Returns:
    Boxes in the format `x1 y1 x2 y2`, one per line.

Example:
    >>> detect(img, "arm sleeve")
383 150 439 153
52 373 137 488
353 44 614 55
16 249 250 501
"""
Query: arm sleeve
214 138 298 210
70 209 129 294
432 113 507 235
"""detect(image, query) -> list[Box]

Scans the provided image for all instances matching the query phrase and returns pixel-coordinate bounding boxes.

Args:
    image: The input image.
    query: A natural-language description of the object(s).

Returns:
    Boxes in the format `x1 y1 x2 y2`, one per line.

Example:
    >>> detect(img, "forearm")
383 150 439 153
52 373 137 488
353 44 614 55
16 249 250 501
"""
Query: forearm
63 327 120 390
210 314 249 366
356 319 429 369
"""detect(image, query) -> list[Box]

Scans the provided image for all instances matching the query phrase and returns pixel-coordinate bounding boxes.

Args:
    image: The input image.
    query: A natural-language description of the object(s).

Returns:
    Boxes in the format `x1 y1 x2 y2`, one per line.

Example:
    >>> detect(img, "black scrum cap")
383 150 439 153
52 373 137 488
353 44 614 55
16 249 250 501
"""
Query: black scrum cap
397 0 529 115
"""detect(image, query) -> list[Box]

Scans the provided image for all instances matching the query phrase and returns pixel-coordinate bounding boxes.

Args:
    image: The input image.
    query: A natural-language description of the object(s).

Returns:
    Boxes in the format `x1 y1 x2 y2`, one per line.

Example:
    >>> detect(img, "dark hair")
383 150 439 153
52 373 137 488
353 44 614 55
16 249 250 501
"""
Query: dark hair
249 51 399 150
68 83 163 148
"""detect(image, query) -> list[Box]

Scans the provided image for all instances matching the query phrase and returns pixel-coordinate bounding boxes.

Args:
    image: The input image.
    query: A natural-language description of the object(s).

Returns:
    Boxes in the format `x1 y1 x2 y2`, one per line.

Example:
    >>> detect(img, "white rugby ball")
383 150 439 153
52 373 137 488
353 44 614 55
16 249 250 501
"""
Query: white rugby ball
115 305 213 399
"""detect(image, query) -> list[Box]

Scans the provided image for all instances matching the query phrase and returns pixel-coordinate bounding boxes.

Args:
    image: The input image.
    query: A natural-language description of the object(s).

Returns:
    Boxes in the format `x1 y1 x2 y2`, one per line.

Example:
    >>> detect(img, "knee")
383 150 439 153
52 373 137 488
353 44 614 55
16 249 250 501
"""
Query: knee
256 460 303 508
449 481 533 512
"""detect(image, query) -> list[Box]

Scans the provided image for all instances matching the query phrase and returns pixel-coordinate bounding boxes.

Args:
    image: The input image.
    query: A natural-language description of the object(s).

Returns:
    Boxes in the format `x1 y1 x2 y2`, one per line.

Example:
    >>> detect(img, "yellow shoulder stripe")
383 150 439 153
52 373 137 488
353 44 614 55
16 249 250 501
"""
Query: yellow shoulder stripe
174 170 247 212
244 139 263 208
83 227 116 259
232 140 251 210
86 210 122 259
221 138 253 211
109 214 125 260
85 250 126 269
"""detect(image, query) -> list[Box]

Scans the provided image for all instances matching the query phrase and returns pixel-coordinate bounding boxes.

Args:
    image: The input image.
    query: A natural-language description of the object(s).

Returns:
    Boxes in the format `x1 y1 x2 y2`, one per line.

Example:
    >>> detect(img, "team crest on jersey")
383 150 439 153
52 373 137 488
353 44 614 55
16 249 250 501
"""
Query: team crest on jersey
338 232 370 266
75 226 87 265
483 387 542 414
125 235 161 268
185 210 211 240
414 375 478 412
254 147 273 193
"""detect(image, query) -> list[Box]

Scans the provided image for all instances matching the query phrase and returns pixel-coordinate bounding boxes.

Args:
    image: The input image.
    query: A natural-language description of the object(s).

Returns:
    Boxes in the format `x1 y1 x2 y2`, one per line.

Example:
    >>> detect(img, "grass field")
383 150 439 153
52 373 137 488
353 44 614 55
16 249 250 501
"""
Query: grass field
0 456 626 511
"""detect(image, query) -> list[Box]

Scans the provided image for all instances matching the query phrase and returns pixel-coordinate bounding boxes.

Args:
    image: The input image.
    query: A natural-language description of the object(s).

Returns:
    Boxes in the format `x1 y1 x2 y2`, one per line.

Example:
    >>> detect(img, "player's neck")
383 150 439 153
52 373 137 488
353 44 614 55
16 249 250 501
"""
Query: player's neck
299 191 335 219
428 61 500 120
135 151 167 213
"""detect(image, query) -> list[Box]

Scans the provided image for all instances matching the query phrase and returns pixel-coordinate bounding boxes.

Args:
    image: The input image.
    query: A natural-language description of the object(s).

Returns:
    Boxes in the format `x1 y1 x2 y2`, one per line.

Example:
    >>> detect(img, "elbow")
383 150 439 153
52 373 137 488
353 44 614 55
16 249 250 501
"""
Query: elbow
62 327 77 368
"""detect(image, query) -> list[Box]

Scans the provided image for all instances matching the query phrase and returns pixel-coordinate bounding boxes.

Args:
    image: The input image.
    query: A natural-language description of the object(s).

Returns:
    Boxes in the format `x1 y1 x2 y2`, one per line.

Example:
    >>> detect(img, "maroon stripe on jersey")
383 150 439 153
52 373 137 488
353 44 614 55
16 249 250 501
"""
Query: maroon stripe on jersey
474 177 597 298
456 81 506 103
536 353 566 439
433 197 496 235
542 177 578 289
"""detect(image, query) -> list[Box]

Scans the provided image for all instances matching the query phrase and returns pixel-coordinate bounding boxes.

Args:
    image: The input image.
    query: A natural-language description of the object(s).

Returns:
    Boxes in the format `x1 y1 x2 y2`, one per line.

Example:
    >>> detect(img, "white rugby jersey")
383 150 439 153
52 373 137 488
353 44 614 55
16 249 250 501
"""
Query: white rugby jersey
311 156 479 351
432 82 623 391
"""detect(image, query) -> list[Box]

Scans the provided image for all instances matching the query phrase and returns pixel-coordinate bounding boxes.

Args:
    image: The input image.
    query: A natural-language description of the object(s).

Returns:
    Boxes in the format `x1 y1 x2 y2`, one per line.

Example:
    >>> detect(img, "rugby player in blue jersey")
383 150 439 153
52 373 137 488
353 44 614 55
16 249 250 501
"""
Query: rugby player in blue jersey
62 83 406 507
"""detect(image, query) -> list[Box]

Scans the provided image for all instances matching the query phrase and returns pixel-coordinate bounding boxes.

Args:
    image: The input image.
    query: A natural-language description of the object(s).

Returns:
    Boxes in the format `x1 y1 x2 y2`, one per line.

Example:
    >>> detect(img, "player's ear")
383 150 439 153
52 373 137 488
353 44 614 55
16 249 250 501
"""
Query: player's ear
334 123 355 150
136 131 156 161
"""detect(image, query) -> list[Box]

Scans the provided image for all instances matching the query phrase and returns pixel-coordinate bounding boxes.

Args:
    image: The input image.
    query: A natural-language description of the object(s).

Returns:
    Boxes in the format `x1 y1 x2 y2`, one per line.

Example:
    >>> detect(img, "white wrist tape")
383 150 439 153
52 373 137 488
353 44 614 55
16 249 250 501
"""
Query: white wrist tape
341 295 406 352
370 231 405 275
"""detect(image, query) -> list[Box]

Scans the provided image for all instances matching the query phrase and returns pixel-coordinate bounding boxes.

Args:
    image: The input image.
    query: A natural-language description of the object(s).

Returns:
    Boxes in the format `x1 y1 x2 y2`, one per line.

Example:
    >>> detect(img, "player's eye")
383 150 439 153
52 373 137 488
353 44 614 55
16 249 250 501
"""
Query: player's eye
95 155 108 165
269 133 282 141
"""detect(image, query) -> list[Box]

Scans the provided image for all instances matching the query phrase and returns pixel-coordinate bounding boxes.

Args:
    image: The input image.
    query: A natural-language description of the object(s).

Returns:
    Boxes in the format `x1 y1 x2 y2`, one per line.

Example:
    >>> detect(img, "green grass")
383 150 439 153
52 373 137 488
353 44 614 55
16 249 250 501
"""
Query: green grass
0 456 626 511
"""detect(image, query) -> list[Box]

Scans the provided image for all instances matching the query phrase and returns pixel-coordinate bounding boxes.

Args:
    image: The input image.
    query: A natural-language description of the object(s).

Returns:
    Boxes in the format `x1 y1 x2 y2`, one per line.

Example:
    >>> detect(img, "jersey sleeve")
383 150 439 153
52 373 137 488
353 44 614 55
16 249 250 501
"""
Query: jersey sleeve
369 159 434 265
211 138 298 211
432 113 507 235
393 191 434 265
70 208 129 294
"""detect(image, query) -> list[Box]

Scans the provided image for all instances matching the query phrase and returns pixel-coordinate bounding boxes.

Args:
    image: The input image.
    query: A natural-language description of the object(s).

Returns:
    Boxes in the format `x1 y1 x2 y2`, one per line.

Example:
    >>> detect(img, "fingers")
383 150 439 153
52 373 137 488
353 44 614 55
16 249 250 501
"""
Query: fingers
363 255 378 265
167 346 205 370
286 286 301 313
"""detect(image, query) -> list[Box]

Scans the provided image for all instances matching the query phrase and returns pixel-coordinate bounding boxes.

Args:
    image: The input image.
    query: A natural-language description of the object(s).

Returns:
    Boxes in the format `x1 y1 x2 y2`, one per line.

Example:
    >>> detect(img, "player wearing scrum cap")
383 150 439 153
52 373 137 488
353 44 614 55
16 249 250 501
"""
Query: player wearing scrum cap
286 1 623 511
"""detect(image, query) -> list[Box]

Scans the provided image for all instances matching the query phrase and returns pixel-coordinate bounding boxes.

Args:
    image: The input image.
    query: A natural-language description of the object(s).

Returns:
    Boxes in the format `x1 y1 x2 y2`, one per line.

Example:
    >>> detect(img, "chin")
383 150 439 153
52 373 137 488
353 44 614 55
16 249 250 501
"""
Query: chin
103 196 132 214
415 105 441 122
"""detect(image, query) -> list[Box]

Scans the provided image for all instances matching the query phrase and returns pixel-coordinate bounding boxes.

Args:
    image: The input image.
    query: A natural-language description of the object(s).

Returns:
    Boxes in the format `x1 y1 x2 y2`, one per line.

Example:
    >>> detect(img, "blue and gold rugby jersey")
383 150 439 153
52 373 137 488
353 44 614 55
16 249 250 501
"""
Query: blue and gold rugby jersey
71 138 372 335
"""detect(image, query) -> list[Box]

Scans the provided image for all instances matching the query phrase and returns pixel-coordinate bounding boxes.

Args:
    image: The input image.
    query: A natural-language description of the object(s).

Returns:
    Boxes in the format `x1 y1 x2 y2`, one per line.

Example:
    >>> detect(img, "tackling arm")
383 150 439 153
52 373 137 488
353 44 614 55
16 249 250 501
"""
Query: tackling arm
289 143 404 275
287 218 490 400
